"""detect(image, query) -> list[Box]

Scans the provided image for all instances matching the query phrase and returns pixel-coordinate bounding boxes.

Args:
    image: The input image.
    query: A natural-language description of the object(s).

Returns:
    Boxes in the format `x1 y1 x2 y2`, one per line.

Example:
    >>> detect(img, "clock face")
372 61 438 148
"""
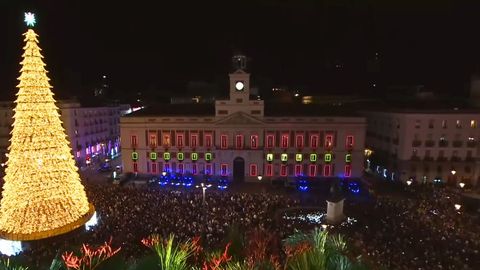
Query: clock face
235 81 244 91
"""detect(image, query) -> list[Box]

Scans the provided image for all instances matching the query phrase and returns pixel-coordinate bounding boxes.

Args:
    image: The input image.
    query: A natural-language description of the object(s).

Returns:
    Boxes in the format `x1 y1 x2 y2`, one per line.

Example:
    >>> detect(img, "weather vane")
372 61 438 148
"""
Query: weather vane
24 12 36 27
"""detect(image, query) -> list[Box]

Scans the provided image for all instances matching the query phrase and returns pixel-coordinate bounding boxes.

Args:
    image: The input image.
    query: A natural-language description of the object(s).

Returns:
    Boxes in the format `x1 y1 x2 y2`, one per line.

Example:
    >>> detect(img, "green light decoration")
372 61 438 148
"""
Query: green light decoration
266 153 274 162
150 152 157 160
24 12 36 27
177 152 184 161
163 152 171 161
310 153 317 162
345 154 352 163
295 153 303 162
281 153 288 162
191 152 198 161
324 153 332 162
205 152 212 161
131 152 138 160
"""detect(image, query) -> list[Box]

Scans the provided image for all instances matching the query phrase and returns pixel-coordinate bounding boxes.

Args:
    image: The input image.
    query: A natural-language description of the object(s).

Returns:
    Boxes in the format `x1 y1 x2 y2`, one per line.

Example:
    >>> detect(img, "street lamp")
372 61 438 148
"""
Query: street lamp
451 170 456 175
459 182 465 189
162 171 167 177
406 179 412 186
257 175 263 181
454 204 462 211
195 182 212 205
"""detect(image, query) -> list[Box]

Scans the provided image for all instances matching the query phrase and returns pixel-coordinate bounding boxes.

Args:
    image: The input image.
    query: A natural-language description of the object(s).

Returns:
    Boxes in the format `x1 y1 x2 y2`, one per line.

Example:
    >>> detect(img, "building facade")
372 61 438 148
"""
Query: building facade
120 68 367 182
364 111 480 186
0 100 129 167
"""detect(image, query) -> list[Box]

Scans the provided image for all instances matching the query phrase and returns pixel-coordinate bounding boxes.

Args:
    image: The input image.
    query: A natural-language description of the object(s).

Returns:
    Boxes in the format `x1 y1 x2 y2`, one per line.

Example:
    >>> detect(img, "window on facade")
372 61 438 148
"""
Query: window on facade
310 135 319 149
151 163 157 173
192 164 198 175
162 134 171 146
191 152 198 161
235 135 244 149
164 163 170 173
295 134 304 149
281 134 289 148
456 120 462 128
442 120 447 129
205 164 213 175
323 164 332 176
280 165 288 176
249 164 257 176
281 153 288 162
177 152 184 161
308 164 317 177
205 134 213 148
131 152 138 160
266 134 275 148
295 154 303 162
205 152 212 161
345 154 352 163
178 163 184 174
191 134 198 148
325 134 333 148
415 120 421 128
265 164 273 176
133 162 138 173
220 164 228 176
250 135 258 149
163 152 171 161
346 135 354 149
295 164 303 176
324 153 332 162
344 165 352 177
149 134 157 147
266 153 274 162
428 119 434 128
471 120 477 128
131 135 137 147
221 135 228 149
150 152 157 160
310 153 317 162
176 134 184 148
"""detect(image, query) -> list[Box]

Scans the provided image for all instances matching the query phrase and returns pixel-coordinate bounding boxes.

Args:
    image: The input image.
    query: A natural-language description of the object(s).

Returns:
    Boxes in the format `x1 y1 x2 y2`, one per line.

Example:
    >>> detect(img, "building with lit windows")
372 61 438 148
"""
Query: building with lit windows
364 110 480 187
120 58 367 182
0 100 130 167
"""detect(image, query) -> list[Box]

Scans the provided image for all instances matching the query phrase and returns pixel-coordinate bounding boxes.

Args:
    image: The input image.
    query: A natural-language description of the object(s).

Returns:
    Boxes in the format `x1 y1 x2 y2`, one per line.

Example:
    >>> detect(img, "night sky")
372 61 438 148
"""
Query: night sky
0 0 479 102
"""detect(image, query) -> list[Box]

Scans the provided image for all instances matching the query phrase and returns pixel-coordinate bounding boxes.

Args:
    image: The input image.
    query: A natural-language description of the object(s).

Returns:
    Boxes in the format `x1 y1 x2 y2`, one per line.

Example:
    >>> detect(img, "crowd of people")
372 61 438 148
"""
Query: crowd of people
5 181 480 269
348 186 480 270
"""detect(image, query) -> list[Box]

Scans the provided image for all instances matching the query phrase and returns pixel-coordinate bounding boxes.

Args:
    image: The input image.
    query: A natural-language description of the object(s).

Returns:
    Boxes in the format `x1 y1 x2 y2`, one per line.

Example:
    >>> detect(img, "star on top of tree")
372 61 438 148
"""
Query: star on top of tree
24 12 36 27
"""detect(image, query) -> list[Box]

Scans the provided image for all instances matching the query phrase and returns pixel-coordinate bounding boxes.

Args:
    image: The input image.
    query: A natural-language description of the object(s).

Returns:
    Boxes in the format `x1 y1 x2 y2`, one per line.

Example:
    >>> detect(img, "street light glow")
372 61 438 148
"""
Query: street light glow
257 175 263 181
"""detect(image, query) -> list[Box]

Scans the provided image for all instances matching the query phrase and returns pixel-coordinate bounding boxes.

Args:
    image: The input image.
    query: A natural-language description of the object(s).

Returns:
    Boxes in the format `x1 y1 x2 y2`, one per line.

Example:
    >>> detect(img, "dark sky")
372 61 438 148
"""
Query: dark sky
0 0 479 101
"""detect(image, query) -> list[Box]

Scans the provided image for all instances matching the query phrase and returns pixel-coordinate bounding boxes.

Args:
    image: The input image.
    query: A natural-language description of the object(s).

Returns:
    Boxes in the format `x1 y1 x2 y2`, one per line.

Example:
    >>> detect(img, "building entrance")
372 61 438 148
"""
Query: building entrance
233 157 245 182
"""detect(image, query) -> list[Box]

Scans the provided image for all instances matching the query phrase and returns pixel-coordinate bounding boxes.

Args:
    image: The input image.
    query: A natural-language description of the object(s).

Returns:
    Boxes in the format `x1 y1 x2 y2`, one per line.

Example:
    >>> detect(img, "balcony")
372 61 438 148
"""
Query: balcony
451 156 461 162
437 156 447 162
425 140 435 147
438 140 448 147
452 141 463 148
467 141 477 148
423 156 434 162
412 140 421 147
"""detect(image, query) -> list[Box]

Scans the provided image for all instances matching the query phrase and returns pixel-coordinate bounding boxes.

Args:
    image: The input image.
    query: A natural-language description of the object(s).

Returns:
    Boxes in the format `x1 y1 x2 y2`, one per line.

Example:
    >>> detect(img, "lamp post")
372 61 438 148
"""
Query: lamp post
454 204 462 211
406 179 412 186
196 182 212 205
459 182 465 189
162 171 167 177
451 170 456 175
257 175 263 181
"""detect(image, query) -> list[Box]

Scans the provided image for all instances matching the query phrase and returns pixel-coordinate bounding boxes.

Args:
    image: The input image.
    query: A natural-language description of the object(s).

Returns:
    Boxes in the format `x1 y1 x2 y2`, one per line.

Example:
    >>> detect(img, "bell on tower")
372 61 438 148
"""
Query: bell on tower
232 54 247 71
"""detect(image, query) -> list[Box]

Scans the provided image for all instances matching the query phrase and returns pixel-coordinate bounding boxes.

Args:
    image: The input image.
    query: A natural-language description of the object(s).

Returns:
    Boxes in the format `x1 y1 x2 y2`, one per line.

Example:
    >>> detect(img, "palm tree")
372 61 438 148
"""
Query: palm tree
283 228 368 270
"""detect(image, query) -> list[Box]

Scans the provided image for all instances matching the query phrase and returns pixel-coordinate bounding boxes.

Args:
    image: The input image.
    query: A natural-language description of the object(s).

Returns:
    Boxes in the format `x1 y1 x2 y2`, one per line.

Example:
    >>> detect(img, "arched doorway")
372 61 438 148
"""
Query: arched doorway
233 157 245 182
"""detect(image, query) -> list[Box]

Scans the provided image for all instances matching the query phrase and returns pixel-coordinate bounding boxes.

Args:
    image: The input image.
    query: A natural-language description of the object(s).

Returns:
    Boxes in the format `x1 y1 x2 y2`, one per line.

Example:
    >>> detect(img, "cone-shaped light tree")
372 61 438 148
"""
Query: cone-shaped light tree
0 13 93 240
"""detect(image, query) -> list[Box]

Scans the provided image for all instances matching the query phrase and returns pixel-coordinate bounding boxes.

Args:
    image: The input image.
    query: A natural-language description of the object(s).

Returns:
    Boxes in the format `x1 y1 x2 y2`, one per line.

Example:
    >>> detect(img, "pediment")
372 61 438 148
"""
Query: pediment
215 112 264 126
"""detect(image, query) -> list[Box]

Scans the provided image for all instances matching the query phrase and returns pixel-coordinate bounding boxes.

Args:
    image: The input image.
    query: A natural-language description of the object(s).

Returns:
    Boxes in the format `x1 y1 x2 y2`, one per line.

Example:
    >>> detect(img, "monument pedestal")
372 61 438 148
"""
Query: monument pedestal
326 198 345 225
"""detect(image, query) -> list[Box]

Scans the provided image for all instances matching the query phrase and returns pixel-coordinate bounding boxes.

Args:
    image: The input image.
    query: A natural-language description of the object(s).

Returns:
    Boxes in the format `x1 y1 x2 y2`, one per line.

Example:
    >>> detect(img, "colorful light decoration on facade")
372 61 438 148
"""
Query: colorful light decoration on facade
295 154 303 162
309 153 317 162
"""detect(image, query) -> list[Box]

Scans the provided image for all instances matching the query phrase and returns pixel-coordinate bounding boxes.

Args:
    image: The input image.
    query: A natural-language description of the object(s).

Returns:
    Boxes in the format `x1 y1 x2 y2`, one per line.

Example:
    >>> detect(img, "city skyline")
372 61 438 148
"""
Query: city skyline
0 0 479 101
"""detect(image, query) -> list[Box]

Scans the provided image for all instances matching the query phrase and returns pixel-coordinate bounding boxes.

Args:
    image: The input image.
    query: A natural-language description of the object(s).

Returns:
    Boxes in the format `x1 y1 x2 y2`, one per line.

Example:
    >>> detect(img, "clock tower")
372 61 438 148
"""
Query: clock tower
215 55 264 117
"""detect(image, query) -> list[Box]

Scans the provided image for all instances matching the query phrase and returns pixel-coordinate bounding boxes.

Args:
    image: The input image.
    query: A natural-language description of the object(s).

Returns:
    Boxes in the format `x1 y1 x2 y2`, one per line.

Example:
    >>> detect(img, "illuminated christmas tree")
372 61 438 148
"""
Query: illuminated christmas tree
0 13 93 241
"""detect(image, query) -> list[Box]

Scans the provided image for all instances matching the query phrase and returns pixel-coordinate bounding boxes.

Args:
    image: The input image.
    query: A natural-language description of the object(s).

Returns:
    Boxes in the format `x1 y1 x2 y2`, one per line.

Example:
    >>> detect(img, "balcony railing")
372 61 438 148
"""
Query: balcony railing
438 140 448 147
425 140 435 147
452 141 463 148
451 156 461 162
467 141 477 148
412 140 421 147
466 156 476 162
